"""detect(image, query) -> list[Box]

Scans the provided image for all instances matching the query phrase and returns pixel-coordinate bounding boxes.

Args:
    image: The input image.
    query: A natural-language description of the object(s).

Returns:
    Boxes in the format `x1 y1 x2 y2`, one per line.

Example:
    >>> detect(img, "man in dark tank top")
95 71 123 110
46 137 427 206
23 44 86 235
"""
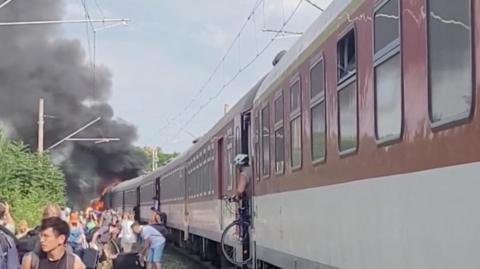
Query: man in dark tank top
21 217 85 269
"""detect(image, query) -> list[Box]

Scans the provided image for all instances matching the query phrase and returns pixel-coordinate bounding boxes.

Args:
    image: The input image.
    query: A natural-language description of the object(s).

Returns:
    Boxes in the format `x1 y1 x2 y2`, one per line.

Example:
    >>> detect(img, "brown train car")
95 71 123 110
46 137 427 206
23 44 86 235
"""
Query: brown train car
251 0 479 268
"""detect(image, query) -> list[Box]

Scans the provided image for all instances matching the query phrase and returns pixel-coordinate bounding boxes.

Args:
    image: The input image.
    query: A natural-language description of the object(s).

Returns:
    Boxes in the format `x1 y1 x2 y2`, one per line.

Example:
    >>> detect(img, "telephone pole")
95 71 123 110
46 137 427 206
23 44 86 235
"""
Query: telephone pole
38 98 44 153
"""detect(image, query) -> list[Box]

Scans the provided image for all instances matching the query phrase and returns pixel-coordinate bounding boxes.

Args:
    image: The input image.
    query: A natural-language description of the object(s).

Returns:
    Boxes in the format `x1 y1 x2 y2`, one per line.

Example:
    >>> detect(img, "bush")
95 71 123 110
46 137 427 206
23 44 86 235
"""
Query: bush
0 132 65 228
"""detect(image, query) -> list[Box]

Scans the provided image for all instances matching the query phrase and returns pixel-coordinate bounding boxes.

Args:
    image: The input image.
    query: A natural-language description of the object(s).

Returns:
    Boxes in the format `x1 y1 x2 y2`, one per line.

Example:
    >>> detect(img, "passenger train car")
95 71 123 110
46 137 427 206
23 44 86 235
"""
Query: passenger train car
106 0 479 268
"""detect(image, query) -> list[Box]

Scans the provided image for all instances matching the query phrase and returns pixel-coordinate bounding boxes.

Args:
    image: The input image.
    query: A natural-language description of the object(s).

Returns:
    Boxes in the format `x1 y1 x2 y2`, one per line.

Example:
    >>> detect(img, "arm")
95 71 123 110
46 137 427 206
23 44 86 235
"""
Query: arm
21 254 32 269
4 203 15 233
139 238 151 256
236 173 248 196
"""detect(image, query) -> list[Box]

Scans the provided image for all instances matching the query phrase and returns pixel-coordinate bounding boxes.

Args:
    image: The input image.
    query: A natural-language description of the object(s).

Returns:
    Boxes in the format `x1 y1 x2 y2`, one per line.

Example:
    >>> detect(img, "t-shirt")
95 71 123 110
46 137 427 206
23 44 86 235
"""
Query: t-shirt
140 225 165 248
120 220 136 244
38 251 67 269
101 213 112 227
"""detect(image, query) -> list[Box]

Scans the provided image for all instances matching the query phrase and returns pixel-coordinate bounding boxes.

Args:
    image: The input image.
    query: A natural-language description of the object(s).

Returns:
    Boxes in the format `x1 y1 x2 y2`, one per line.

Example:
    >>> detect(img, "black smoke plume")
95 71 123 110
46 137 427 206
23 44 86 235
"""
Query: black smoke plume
0 0 147 207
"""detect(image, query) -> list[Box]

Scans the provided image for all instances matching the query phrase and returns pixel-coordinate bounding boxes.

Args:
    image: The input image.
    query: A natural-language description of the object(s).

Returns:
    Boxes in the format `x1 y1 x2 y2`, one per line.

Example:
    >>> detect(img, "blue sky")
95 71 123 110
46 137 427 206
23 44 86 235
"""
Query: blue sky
62 0 332 153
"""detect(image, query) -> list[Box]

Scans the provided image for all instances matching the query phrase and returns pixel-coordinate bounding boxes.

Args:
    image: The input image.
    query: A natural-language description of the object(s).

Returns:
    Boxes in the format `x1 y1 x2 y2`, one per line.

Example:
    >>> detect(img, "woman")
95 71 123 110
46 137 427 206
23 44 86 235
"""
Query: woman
67 211 86 255
16 219 30 239
119 212 136 252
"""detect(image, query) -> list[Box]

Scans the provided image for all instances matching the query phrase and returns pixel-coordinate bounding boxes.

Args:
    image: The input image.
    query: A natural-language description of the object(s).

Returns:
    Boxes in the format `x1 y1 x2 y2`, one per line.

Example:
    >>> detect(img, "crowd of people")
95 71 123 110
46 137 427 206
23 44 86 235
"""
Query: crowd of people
0 200 168 269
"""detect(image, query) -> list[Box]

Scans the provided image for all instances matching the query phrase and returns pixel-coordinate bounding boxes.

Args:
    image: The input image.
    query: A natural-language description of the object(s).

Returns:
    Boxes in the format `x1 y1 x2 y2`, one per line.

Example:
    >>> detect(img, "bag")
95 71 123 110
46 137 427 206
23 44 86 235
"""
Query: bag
112 252 144 269
0 230 20 269
81 248 99 269
148 224 170 240
85 227 99 243
16 229 39 260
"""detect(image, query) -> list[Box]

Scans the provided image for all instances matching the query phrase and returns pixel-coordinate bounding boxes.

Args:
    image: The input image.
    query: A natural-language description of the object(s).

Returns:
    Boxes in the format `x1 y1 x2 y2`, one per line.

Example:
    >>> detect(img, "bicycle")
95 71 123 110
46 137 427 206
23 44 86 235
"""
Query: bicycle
220 195 252 266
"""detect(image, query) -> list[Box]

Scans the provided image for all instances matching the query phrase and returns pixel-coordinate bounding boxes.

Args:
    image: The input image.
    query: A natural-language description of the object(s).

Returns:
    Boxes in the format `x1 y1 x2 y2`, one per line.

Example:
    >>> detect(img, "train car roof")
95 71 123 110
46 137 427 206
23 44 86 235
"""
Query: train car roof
254 0 359 103
186 76 265 155
111 174 147 192
153 76 265 180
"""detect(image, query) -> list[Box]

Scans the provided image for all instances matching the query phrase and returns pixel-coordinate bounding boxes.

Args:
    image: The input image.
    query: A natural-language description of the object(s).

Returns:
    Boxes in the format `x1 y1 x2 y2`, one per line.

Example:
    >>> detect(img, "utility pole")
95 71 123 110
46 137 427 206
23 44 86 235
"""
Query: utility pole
152 147 157 171
38 98 44 153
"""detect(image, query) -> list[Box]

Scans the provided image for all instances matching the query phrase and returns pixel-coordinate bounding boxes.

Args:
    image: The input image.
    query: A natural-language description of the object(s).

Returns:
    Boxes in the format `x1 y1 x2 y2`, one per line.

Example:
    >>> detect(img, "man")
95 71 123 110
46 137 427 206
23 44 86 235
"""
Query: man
131 222 165 269
0 200 21 269
99 210 112 228
90 223 120 269
233 154 251 202
21 217 85 269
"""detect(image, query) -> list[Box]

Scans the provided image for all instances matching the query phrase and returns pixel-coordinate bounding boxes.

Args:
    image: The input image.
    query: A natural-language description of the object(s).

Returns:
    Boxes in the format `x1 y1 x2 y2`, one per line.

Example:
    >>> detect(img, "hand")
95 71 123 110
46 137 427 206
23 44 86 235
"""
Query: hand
4 202 9 214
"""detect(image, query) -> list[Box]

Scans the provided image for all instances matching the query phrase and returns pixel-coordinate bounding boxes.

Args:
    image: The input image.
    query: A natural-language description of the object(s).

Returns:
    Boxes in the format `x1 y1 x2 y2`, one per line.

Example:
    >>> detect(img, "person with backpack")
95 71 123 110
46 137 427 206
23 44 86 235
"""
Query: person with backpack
21 217 85 269
67 213 86 256
0 200 20 269
131 222 165 269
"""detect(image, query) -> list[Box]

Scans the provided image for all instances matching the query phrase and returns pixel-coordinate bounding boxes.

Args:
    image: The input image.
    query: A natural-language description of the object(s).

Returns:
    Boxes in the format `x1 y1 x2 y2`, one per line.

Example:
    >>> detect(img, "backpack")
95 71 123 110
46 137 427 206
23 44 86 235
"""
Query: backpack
27 251 75 269
148 224 171 241
0 230 20 269
16 229 39 261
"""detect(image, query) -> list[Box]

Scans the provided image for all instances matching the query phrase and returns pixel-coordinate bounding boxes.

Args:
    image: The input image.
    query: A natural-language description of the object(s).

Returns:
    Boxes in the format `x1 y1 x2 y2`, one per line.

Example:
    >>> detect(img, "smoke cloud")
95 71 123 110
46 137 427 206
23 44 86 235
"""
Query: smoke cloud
0 0 147 207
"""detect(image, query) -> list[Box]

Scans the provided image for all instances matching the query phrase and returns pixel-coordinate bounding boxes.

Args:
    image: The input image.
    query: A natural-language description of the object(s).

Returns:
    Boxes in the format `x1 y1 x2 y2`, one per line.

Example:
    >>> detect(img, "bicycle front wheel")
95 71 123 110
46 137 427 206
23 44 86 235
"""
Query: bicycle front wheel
220 219 252 266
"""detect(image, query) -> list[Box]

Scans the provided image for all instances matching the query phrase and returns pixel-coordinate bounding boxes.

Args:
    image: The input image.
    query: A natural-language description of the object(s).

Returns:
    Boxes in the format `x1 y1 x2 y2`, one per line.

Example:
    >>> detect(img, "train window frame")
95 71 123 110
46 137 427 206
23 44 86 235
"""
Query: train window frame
261 104 271 179
274 91 285 175
289 75 303 171
426 0 475 130
337 26 359 157
254 113 261 181
373 0 404 146
309 55 327 164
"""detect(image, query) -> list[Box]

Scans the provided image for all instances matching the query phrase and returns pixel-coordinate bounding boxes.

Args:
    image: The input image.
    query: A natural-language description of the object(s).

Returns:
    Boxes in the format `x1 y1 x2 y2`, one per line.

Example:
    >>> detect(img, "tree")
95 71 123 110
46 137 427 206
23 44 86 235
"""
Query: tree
0 131 65 227
143 146 179 172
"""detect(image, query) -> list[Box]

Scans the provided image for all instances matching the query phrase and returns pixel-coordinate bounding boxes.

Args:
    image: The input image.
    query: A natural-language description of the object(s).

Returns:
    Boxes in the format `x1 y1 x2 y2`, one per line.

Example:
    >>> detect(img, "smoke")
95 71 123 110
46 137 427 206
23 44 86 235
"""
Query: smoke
0 1 148 206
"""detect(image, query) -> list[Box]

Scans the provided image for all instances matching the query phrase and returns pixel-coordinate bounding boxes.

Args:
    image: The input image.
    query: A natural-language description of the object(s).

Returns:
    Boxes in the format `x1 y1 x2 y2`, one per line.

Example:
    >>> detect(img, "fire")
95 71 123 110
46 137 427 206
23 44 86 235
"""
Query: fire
91 198 104 211
88 178 120 212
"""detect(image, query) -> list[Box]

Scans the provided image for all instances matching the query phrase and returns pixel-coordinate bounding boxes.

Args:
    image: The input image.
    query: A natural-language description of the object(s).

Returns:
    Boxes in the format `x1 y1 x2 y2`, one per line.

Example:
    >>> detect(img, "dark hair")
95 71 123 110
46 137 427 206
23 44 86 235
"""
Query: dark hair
40 217 70 244
130 221 141 230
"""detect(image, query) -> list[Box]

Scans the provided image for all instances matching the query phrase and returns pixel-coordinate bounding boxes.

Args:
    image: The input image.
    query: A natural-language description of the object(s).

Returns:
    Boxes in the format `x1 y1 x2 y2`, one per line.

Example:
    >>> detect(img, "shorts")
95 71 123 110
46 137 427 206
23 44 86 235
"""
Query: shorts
146 243 165 263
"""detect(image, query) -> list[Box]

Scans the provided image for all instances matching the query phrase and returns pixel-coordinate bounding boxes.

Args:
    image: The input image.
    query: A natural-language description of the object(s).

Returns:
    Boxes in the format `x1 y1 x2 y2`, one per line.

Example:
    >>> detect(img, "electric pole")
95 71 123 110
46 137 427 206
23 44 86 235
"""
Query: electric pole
38 98 44 153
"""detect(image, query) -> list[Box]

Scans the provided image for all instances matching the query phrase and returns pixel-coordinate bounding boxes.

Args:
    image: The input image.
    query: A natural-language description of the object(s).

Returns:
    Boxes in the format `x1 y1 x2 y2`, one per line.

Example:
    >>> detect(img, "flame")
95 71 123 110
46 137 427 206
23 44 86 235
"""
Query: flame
88 178 120 212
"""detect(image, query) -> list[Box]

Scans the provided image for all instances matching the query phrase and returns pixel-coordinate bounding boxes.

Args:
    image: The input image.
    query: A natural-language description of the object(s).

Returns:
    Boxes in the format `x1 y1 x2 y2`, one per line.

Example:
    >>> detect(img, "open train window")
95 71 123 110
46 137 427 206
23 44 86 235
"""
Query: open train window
310 59 326 162
261 105 271 177
337 28 357 154
428 0 472 128
274 93 285 175
289 79 302 169
337 30 356 83
374 0 402 143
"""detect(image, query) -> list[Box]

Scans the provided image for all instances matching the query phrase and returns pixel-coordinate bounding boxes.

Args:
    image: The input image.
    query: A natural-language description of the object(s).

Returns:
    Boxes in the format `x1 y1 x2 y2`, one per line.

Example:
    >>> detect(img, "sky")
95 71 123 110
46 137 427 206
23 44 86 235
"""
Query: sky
62 0 333 153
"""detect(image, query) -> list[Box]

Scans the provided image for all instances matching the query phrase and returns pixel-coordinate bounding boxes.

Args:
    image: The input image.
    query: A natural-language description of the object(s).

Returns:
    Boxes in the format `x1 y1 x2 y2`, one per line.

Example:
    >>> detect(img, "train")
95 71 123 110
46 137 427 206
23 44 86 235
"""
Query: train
105 0 480 268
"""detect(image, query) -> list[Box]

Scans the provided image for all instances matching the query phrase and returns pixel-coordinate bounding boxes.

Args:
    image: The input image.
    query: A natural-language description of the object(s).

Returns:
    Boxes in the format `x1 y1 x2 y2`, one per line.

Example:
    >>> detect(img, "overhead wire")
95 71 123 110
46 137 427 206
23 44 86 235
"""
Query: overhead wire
145 0 266 144
160 0 306 149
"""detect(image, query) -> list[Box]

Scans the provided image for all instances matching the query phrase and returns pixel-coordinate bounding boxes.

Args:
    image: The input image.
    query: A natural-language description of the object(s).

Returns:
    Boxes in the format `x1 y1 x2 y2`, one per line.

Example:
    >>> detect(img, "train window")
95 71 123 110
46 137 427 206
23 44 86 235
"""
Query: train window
290 81 301 114
338 81 357 152
310 59 326 162
337 30 356 83
337 28 357 154
289 80 302 169
374 0 401 141
261 105 270 177
254 114 260 181
428 0 472 126
274 94 284 174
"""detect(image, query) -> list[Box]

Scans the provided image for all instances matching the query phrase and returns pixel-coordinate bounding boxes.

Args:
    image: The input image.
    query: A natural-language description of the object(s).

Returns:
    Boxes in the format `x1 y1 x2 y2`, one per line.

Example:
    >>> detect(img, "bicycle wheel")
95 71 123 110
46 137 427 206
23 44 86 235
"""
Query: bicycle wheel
221 219 252 266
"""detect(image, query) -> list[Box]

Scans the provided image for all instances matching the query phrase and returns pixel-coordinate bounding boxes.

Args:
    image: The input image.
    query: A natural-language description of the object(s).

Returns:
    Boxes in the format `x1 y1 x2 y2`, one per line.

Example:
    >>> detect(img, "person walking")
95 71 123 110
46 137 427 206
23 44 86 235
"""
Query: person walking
21 217 85 269
67 212 86 256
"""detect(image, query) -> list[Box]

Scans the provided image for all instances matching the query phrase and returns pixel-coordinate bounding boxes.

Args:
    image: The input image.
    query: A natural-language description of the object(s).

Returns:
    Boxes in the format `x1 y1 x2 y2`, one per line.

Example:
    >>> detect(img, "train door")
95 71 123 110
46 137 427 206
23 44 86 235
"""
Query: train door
217 137 225 230
155 177 160 210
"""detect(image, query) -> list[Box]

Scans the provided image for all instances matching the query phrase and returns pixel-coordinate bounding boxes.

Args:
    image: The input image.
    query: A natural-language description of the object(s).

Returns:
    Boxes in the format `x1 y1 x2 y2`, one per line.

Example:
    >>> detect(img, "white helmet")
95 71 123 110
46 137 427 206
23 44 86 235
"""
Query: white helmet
233 154 249 167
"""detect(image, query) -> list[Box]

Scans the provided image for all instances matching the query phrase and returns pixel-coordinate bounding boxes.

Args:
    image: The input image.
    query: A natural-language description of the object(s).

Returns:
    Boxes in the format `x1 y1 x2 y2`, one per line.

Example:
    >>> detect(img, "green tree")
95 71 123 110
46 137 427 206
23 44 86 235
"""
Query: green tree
0 132 65 227
143 146 179 172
